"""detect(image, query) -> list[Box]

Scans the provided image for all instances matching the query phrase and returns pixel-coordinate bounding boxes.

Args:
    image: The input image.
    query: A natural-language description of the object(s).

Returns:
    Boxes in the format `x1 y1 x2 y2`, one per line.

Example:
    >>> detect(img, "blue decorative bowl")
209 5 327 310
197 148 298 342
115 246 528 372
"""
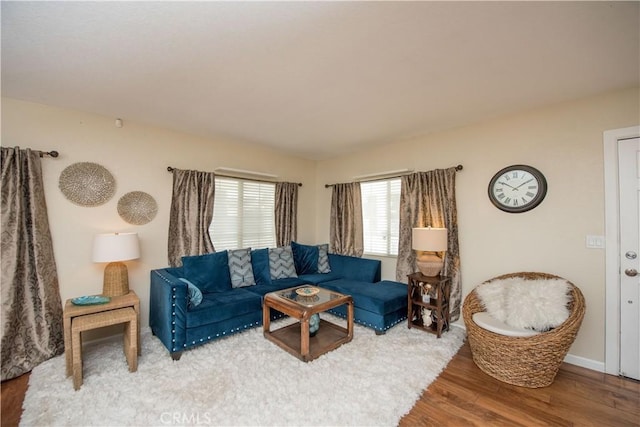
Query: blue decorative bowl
71 295 111 306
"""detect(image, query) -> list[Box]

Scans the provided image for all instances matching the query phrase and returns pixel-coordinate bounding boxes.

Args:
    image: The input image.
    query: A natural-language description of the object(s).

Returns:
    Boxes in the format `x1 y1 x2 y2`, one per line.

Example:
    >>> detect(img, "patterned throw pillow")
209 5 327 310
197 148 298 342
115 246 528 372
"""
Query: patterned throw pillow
269 246 298 280
317 244 331 273
228 248 256 288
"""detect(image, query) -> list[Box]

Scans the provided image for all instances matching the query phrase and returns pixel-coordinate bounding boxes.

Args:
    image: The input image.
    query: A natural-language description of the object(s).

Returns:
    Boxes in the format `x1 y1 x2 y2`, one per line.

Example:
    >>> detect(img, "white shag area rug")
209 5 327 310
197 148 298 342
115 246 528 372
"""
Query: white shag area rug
22 315 465 427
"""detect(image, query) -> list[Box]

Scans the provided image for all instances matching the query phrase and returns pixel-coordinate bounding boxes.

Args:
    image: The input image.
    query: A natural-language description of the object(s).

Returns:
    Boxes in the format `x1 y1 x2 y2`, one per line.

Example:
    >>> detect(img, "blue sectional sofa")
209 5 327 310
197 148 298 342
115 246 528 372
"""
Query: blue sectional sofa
149 243 407 359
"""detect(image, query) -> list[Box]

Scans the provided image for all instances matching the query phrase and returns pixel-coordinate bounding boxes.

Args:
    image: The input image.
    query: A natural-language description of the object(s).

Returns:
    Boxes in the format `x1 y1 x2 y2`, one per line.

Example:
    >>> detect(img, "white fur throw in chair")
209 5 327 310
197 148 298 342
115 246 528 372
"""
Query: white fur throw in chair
475 277 571 332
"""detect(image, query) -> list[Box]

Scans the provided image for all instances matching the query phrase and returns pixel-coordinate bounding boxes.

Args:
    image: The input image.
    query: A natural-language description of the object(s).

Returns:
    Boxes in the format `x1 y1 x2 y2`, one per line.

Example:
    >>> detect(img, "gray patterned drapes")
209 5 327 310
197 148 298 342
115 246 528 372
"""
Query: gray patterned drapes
396 167 461 321
168 168 216 267
330 182 364 257
275 182 298 247
1 147 64 380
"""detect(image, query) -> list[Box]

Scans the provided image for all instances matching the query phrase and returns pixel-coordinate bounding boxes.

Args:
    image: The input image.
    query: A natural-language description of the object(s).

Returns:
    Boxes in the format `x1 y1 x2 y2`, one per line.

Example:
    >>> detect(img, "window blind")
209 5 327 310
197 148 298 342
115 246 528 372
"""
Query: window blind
210 178 276 250
361 178 401 256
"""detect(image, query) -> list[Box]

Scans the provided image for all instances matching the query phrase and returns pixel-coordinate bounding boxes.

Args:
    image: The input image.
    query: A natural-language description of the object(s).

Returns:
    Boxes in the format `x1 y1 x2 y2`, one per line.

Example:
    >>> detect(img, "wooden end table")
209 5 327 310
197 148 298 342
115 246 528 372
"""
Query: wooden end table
407 272 451 338
263 286 353 362
63 291 140 377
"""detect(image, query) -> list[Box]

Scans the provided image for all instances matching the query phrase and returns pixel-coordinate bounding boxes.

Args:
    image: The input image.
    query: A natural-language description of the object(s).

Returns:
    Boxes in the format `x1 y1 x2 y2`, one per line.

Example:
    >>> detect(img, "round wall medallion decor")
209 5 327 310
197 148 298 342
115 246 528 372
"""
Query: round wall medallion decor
58 162 116 207
117 191 158 225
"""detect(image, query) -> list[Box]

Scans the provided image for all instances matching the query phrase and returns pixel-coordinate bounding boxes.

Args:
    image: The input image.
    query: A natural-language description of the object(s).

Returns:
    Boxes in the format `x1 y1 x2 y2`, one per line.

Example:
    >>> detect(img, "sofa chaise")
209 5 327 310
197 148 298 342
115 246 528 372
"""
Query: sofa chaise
149 243 408 359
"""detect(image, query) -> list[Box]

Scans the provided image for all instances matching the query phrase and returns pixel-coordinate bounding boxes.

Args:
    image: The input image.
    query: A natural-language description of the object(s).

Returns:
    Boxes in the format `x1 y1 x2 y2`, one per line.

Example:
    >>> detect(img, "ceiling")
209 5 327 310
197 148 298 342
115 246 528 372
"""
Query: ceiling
2 2 639 160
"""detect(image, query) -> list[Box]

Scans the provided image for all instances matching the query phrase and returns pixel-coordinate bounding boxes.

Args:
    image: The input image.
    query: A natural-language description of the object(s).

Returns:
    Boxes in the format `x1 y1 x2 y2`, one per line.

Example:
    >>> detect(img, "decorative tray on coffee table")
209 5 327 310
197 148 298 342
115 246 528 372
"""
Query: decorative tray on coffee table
295 287 320 296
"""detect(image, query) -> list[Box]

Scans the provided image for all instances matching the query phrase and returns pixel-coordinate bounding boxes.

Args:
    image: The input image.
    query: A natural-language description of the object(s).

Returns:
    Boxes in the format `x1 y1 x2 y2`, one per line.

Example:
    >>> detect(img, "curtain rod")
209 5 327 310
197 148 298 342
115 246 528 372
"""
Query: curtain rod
324 164 463 188
167 166 302 187
38 150 59 158
4 147 58 157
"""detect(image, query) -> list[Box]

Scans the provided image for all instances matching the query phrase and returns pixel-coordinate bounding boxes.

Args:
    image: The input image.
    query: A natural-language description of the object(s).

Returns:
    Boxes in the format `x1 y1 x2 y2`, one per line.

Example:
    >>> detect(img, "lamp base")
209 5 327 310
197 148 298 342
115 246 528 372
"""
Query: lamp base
416 252 443 277
102 261 130 297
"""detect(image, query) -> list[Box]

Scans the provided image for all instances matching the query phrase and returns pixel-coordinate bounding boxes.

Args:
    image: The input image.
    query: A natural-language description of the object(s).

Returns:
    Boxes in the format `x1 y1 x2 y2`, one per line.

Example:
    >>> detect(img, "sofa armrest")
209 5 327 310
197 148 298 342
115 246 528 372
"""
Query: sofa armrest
149 268 189 354
328 254 381 283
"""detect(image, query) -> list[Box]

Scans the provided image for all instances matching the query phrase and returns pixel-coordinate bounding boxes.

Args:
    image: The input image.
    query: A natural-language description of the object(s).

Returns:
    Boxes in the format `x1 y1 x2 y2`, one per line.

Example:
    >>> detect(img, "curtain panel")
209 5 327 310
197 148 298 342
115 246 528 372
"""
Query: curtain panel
330 182 364 257
1 147 64 380
396 167 462 321
275 182 298 247
168 168 216 267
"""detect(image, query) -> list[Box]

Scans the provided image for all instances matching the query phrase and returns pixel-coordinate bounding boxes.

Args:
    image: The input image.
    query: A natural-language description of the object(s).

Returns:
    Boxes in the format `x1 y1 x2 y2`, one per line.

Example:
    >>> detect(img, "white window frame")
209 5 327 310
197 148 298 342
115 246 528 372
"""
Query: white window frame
361 178 401 256
209 177 276 250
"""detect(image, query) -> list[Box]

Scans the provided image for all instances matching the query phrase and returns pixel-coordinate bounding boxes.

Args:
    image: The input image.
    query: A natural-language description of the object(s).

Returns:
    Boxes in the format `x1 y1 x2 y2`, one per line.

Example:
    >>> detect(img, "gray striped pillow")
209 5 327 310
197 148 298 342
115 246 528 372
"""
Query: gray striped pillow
317 244 331 273
269 246 298 279
228 248 256 288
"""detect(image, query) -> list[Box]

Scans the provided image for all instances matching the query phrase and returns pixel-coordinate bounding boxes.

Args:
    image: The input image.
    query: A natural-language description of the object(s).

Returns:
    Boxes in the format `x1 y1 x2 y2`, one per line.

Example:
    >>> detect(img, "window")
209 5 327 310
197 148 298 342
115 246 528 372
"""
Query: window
361 178 401 256
209 178 276 250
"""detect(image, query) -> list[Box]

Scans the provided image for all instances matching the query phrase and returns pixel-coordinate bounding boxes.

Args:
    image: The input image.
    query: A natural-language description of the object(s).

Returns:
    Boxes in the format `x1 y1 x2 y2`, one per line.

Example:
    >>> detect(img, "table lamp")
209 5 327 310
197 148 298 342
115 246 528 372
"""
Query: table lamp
412 227 447 277
93 232 140 296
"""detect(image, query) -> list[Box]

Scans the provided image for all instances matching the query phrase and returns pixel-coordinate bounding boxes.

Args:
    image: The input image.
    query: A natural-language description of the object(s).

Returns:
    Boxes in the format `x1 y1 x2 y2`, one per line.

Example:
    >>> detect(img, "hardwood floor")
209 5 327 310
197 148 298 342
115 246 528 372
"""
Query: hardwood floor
2 341 638 426
399 343 640 427
1 371 28 427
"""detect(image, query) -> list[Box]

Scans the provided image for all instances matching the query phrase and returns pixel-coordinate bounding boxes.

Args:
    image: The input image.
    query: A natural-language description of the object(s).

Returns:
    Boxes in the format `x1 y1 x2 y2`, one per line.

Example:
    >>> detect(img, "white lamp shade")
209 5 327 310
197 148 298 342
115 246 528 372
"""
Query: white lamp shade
92 232 140 263
412 227 448 252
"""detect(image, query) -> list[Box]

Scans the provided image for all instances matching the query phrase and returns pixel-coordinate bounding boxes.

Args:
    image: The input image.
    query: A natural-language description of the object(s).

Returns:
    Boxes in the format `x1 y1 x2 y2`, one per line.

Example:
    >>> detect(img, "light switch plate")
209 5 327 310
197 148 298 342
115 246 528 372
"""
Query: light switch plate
586 235 605 249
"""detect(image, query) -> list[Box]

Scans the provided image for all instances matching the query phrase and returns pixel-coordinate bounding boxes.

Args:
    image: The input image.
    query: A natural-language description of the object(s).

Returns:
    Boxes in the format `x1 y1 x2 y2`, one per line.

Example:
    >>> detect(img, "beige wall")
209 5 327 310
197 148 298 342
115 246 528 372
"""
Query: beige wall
3 86 639 365
315 86 640 363
1 98 317 329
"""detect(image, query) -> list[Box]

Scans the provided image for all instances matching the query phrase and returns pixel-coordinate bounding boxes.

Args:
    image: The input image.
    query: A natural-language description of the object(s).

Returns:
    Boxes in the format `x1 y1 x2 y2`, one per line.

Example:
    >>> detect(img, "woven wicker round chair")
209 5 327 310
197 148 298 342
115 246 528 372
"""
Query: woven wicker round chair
463 272 586 388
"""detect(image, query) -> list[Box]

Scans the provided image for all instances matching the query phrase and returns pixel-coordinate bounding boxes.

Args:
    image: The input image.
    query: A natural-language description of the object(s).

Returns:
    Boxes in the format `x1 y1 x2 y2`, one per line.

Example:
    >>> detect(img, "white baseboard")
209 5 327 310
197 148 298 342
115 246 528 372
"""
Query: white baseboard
563 353 605 373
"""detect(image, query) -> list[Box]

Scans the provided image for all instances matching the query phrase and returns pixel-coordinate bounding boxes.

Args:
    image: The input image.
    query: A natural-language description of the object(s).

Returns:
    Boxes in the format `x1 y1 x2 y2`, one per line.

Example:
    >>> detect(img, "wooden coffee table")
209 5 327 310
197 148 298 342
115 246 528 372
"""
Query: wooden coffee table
263 285 353 362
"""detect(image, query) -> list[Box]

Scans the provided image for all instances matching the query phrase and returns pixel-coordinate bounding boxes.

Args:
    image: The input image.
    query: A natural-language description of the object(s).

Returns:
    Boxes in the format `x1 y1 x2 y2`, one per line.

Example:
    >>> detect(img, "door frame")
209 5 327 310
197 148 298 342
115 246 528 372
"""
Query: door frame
604 125 640 375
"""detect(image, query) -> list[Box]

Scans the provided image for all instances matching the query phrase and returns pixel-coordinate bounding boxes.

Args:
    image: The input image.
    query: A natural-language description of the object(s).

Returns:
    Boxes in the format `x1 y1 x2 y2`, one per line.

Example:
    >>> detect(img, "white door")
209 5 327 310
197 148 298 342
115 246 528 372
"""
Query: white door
619 137 640 380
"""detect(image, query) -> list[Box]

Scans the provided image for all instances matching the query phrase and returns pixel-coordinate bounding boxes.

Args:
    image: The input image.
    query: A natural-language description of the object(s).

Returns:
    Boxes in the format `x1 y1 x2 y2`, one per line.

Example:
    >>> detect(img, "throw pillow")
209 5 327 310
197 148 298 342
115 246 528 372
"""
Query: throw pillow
228 248 256 288
291 241 319 274
250 248 272 286
505 278 571 331
269 246 298 280
178 278 203 309
181 251 231 293
317 243 331 273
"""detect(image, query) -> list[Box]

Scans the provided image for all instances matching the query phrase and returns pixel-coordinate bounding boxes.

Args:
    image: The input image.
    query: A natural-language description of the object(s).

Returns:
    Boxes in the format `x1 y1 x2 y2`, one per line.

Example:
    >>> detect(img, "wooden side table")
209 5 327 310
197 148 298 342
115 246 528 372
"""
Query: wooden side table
71 307 138 389
407 272 451 338
63 291 140 377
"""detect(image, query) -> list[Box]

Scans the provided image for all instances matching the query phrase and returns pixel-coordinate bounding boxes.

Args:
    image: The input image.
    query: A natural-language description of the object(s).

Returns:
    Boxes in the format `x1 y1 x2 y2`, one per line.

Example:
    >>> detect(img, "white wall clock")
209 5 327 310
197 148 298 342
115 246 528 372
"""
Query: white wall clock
488 164 547 213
